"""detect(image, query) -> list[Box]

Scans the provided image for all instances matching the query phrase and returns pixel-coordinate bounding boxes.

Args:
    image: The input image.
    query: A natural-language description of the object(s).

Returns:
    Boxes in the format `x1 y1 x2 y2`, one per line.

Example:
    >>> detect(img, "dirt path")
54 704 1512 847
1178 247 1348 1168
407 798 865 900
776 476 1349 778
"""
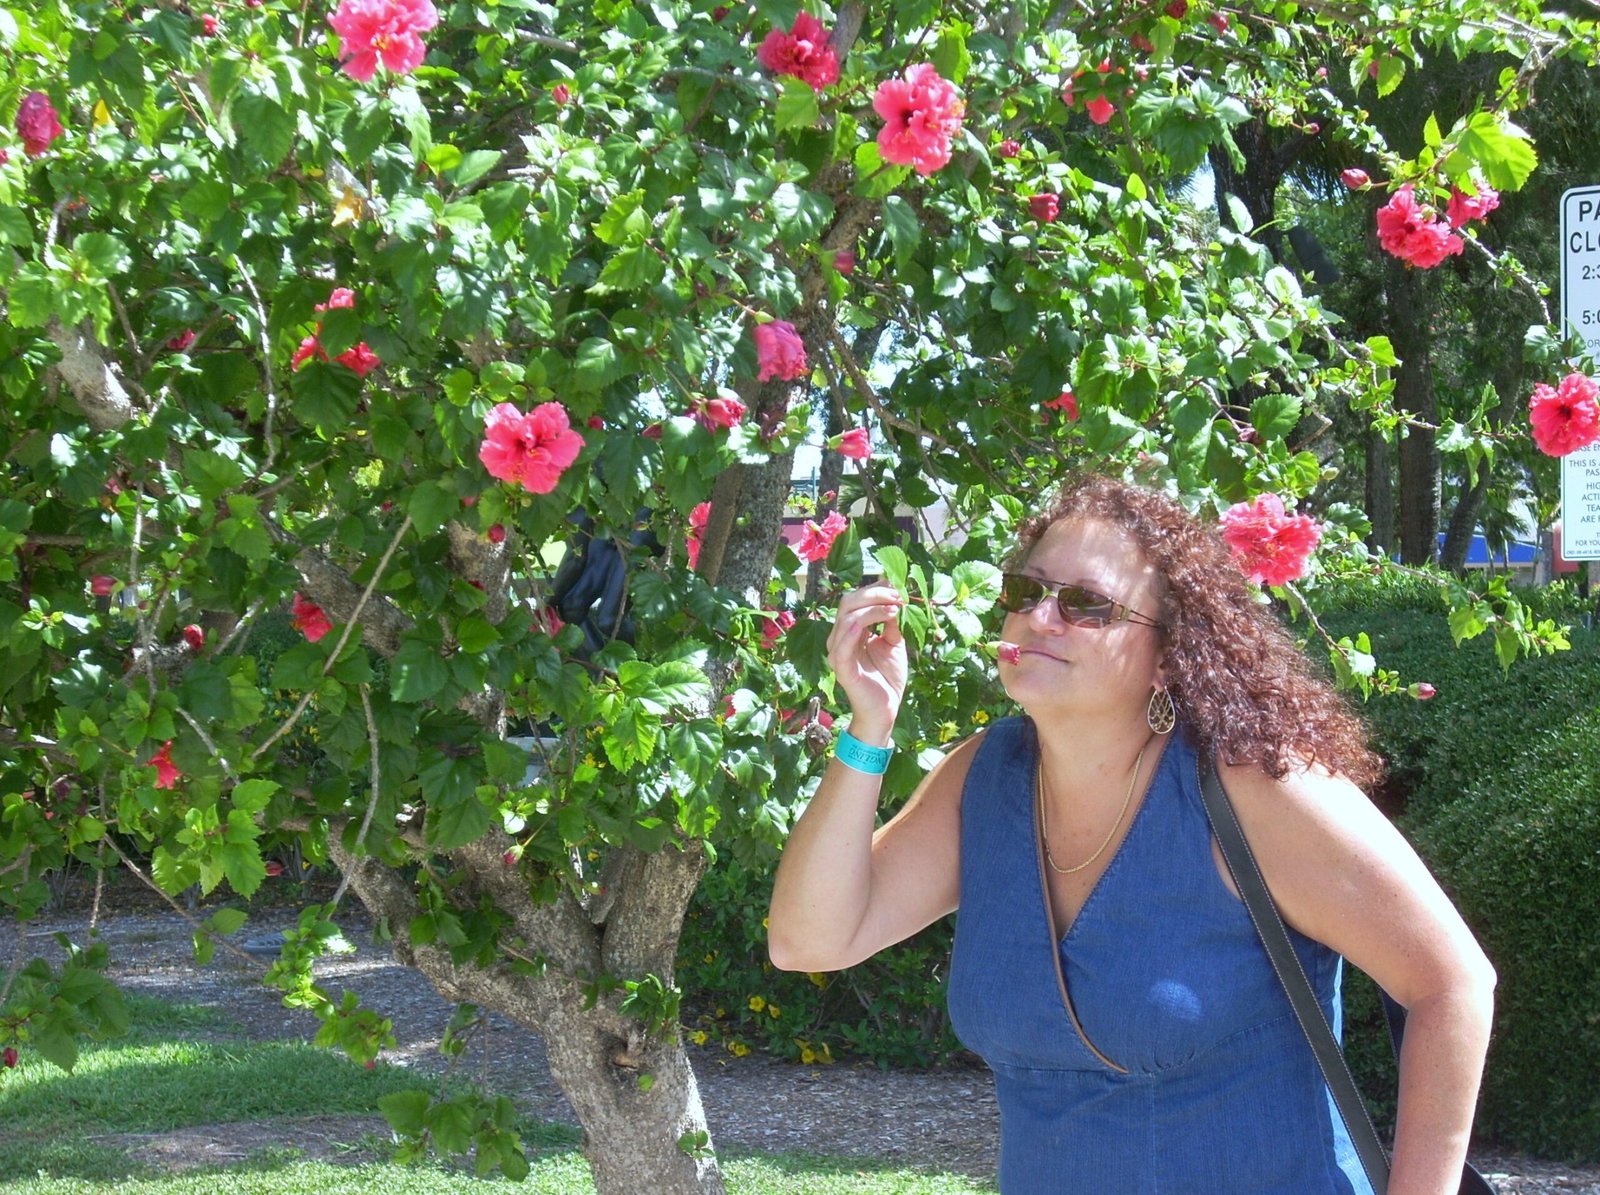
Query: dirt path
11 909 1599 1192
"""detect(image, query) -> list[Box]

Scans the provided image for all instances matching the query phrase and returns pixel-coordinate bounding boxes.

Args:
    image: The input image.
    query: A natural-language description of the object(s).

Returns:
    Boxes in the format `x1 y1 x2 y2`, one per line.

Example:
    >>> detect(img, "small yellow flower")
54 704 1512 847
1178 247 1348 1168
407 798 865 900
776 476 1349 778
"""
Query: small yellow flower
767 1004 780 1018
586 850 600 861
690 1030 708 1046
702 952 717 964
729 1041 750 1057
800 1047 816 1064
715 1007 726 1019
937 721 958 744
973 710 990 725
761 916 769 929
807 972 828 988
583 754 597 768
748 995 765 1013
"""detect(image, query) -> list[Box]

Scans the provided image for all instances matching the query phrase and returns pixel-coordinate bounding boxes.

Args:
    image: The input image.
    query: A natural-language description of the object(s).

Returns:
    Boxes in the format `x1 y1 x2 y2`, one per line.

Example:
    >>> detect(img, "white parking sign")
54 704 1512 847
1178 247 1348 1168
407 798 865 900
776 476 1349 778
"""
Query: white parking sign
1559 186 1600 560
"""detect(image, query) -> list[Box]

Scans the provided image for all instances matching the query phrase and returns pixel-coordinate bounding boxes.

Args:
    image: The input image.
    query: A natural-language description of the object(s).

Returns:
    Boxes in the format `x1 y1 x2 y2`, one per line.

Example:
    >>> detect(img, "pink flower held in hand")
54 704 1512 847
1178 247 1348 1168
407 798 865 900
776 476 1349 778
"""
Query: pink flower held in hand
874 63 965 176
1028 193 1059 223
16 91 65 156
1044 390 1078 419
997 642 1021 665
686 501 711 570
756 11 839 92
753 320 808 382
836 427 871 459
1375 185 1464 269
147 741 181 790
1528 372 1600 457
797 511 848 563
1340 168 1370 190
90 574 117 596
292 593 334 642
327 0 439 82
1085 95 1115 125
1220 494 1322 587
760 608 796 651
1446 180 1500 229
479 401 585 494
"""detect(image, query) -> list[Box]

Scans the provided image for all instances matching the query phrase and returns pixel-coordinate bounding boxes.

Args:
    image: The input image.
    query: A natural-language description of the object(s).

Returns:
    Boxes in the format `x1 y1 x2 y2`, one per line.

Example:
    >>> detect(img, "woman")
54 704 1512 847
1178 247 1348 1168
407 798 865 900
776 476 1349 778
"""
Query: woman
768 473 1495 1195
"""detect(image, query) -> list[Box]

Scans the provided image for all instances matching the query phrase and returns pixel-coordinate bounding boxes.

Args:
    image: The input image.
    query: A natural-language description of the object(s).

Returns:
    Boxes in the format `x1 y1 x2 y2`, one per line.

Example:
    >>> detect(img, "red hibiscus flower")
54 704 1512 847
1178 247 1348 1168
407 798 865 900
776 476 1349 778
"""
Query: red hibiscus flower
1043 390 1079 420
335 342 382 377
835 428 871 459
760 609 796 651
327 0 439 82
687 501 711 570
291 592 334 642
478 402 585 494
874 63 964 176
753 320 807 383
1446 180 1500 230
797 511 848 564
755 12 839 92
1375 186 1463 269
166 329 197 352
16 92 65 156
147 741 181 790
1029 193 1060 223
694 393 747 431
1219 494 1322 586
1528 372 1600 457
1085 95 1115 125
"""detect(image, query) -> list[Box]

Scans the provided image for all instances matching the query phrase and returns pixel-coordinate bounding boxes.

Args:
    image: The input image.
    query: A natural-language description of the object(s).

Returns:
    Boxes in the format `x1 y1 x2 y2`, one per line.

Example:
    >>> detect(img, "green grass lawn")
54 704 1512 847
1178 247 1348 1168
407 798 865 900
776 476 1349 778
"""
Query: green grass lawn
0 995 993 1194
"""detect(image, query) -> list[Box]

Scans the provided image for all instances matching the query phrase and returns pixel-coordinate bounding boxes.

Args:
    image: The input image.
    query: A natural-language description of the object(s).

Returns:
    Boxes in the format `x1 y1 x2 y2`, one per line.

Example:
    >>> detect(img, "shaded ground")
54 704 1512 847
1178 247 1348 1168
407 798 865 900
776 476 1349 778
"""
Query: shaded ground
9 901 1599 1192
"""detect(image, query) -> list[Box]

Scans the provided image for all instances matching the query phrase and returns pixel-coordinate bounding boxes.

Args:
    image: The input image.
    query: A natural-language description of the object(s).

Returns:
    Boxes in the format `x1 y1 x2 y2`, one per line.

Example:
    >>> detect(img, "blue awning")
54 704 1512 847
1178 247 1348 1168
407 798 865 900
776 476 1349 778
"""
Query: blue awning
1439 533 1537 566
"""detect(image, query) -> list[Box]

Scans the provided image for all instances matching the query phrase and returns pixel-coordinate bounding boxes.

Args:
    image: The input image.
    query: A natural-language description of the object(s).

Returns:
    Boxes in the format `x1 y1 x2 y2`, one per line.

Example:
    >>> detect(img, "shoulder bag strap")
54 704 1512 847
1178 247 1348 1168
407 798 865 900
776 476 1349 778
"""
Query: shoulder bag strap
1196 754 1393 1194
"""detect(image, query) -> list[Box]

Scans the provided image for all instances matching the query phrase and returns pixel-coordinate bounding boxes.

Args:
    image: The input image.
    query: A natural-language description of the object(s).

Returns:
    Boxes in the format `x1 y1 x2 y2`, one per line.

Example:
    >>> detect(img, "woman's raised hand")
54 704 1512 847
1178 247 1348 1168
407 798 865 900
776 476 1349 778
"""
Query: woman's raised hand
825 584 909 742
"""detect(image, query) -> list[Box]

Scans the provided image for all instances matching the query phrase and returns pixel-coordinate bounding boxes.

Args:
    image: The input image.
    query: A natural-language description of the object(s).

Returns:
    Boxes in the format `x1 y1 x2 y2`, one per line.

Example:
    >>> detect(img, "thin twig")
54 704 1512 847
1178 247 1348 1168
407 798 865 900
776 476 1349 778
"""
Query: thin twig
216 598 265 658
102 837 263 967
234 257 282 469
251 515 413 763
329 683 382 912
179 707 239 782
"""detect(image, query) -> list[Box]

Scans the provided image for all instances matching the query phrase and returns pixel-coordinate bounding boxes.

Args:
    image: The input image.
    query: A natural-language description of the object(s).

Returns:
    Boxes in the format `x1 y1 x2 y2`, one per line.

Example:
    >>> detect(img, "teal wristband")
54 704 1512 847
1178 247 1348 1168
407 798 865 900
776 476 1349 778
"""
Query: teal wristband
835 729 892 775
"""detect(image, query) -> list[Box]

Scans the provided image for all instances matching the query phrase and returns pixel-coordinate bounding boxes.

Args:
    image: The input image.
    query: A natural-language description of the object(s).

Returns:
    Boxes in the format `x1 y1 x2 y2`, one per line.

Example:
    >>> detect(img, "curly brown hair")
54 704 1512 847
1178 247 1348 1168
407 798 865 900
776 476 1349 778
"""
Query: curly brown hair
1009 473 1384 791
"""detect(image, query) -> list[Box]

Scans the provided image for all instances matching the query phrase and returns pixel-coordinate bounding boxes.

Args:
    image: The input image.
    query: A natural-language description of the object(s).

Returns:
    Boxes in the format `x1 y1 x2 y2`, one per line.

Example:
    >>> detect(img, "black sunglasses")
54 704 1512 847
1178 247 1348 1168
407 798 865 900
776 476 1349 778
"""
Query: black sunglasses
997 573 1163 629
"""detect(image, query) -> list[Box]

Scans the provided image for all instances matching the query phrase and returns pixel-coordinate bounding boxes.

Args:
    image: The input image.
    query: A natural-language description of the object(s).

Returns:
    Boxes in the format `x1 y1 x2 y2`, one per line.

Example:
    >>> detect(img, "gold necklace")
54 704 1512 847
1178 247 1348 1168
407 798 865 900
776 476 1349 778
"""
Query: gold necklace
1038 741 1149 876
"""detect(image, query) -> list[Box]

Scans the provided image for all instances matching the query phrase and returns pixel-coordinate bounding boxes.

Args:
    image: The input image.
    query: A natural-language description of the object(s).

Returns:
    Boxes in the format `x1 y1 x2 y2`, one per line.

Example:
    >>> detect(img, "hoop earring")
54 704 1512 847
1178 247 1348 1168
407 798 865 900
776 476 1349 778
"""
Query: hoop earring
1146 686 1176 735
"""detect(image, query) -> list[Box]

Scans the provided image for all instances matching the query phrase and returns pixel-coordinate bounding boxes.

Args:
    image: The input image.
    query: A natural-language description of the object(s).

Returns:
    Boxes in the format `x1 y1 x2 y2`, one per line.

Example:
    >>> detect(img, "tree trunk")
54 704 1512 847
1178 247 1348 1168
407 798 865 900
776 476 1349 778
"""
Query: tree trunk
1209 121 1286 260
1385 265 1439 565
1439 458 1488 572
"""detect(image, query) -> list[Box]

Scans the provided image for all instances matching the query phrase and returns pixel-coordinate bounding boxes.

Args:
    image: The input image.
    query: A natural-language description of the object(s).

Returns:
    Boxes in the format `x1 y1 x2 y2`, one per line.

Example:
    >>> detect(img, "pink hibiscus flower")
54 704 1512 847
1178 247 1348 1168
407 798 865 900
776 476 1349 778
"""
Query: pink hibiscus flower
1446 180 1500 230
1528 372 1600 457
1085 95 1115 125
327 0 439 83
835 428 870 459
1219 494 1321 587
760 608 796 651
694 393 747 431
753 320 807 382
756 12 839 92
478 402 585 494
291 592 334 642
16 91 64 156
1375 186 1463 269
335 342 382 377
316 287 357 312
147 741 181 790
1043 390 1078 420
797 511 848 563
687 501 711 570
874 63 964 176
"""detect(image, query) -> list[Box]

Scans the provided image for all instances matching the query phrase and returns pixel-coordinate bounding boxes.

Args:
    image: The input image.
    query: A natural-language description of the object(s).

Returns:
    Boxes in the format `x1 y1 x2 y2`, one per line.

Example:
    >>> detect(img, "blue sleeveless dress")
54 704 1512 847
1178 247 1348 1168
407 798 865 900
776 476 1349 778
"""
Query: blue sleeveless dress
947 716 1372 1194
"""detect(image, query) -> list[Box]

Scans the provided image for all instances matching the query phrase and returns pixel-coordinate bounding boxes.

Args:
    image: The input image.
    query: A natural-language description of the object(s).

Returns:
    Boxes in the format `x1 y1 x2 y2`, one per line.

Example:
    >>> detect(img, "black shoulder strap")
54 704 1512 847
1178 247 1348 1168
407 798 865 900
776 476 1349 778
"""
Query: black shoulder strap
1196 754 1392 1194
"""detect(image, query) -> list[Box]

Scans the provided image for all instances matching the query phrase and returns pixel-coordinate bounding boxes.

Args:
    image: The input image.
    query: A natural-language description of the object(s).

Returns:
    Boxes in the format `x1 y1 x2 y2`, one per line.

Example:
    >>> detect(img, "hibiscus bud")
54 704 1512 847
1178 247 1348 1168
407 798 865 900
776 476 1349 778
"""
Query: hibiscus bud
380 500 394 512
1304 122 1320 135
642 423 663 440
1315 66 1328 79
200 13 218 34
821 490 836 503
1165 0 1188 16
1367 61 1380 79
1340 168 1370 190
166 329 197 352
365 1059 376 1070
90 574 117 596
997 138 1020 159
245 0 261 7
182 624 205 651
264 860 284 876
552 83 571 106
1410 682 1437 701
712 5 730 19
998 642 1021 665
503 850 518 866
1208 13 1228 32
1028 193 1060 223
587 415 604 429
487 523 506 543
2 1047 17 1068
833 249 856 275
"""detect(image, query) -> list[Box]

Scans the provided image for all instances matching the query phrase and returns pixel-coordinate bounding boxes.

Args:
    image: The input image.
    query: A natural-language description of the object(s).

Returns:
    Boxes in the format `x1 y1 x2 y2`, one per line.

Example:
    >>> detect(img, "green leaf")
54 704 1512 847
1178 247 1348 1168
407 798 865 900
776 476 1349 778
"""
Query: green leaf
391 640 449 703
1375 56 1406 98
207 907 249 937
1250 393 1302 440
882 195 920 267
1451 113 1538 192
931 23 970 83
873 545 909 593
426 788 492 850
449 150 502 188
380 1090 433 1137
73 232 132 277
408 480 456 537
775 76 820 132
595 190 649 246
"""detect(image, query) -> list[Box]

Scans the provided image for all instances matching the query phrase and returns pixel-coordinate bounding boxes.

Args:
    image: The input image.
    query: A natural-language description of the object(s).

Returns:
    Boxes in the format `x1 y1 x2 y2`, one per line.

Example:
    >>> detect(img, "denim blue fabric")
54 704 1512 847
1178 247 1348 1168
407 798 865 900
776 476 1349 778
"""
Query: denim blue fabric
947 716 1373 1194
